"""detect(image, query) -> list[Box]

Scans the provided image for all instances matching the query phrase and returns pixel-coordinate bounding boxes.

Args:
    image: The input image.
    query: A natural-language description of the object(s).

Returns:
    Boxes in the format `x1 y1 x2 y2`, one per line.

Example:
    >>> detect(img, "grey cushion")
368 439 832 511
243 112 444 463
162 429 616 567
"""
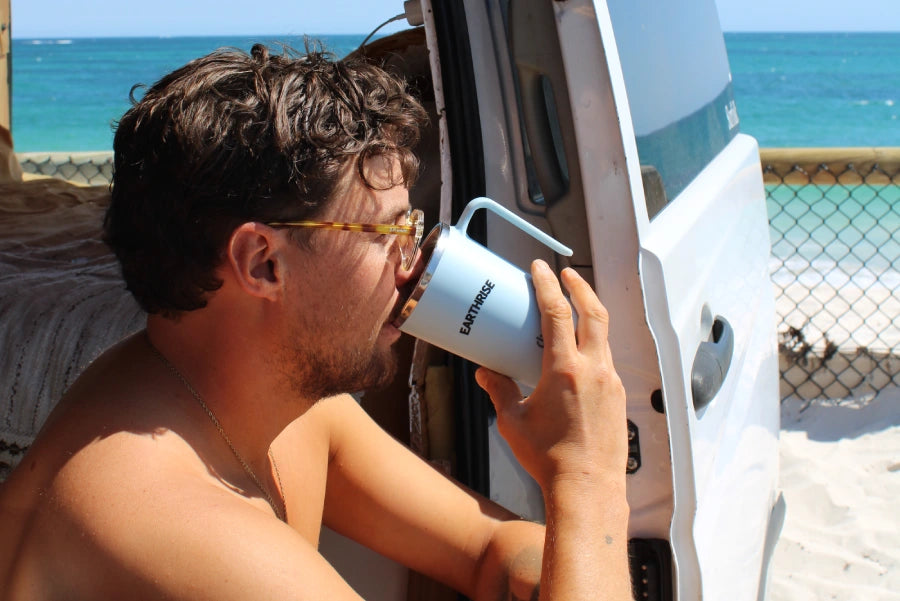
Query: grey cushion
0 179 144 480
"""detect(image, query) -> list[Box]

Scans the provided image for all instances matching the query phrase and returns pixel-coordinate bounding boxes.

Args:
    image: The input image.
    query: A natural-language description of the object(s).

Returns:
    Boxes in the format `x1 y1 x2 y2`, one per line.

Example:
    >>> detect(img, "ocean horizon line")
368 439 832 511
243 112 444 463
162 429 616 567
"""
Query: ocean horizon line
12 33 375 42
11 29 900 42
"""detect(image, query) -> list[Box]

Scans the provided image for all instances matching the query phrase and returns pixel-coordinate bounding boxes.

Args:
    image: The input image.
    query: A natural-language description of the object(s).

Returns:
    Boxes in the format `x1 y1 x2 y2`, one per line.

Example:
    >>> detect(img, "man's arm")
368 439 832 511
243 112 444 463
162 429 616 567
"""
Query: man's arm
316 393 545 600
475 260 632 601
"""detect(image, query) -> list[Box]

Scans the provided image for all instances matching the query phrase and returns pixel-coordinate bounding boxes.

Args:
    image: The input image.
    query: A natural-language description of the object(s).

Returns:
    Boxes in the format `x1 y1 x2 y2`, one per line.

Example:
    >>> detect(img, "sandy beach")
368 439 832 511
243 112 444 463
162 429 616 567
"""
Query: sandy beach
769 389 900 600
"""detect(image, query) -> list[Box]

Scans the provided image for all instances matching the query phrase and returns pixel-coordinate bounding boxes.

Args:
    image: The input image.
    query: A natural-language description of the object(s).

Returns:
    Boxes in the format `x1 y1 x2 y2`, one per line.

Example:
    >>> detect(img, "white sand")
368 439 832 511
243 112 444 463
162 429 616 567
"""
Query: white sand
768 388 900 600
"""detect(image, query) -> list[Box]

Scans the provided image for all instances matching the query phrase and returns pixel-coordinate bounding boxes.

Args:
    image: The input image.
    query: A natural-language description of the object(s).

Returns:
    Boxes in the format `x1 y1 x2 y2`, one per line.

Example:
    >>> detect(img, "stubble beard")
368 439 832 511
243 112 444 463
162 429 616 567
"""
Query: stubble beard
280 329 399 401
305 344 397 400
278 286 407 400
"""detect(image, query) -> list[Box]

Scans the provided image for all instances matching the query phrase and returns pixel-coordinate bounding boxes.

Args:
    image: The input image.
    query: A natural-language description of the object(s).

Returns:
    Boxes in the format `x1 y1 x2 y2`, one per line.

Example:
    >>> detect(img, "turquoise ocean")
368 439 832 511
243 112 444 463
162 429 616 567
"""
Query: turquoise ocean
10 35 366 152
9 32 900 152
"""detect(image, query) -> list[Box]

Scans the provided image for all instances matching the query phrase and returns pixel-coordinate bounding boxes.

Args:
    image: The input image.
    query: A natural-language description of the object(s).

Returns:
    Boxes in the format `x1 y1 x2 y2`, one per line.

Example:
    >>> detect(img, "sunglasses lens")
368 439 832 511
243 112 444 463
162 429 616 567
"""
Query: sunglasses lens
399 236 414 270
400 209 424 270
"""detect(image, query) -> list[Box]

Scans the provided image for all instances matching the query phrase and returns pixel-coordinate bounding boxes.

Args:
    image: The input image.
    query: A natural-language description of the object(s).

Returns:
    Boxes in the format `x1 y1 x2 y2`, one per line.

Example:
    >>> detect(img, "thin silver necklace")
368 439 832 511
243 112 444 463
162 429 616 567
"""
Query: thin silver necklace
146 334 286 521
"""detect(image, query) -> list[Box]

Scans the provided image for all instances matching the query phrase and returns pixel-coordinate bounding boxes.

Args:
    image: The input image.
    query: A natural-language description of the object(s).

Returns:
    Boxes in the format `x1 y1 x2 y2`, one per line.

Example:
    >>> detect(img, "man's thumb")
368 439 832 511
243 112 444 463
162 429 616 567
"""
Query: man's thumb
474 367 522 414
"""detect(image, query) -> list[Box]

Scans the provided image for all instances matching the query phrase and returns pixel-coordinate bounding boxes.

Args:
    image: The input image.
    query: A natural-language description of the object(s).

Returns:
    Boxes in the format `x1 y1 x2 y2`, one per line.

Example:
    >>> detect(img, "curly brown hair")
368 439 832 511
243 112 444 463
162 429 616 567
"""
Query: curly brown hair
105 43 428 316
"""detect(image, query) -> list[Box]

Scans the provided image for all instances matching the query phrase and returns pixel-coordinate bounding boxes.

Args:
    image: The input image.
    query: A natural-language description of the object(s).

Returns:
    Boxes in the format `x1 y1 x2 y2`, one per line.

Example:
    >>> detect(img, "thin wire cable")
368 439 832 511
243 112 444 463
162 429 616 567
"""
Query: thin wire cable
358 13 407 51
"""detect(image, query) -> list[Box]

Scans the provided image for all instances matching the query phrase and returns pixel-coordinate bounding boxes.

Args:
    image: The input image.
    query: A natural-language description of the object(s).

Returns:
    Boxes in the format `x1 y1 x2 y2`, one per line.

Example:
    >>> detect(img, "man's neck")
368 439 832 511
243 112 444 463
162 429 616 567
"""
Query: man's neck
145 312 316 473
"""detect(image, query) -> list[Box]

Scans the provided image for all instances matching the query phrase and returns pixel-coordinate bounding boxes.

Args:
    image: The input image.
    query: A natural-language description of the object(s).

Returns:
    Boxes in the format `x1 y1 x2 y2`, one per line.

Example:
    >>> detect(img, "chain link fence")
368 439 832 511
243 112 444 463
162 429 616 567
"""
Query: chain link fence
764 148 900 401
18 151 113 186
17 149 900 401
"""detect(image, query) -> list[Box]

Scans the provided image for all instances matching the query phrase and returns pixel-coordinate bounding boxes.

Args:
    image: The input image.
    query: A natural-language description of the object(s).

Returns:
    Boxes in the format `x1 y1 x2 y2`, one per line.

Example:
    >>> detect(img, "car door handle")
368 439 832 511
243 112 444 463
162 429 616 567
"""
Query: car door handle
691 316 734 411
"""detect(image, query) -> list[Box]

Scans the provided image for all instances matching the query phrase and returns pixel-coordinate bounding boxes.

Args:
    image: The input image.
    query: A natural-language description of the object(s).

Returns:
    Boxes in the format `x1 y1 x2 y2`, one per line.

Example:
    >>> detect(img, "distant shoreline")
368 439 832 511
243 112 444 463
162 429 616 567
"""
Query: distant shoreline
11 30 900 41
12 33 376 42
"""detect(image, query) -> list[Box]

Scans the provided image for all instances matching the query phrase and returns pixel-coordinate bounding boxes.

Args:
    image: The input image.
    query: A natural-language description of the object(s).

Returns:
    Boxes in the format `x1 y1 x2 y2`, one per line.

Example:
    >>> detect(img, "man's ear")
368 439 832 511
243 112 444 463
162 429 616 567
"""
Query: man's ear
225 223 284 300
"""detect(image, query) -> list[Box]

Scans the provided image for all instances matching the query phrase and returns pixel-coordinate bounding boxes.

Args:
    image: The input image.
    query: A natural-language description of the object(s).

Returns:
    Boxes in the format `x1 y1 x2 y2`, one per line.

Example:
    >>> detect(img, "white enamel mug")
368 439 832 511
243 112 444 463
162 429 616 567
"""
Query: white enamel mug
394 197 573 388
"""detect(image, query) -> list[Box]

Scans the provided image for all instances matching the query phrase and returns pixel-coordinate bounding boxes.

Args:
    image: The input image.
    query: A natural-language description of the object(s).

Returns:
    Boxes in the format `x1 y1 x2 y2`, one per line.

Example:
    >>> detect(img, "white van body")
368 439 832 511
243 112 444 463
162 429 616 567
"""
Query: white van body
322 1 783 600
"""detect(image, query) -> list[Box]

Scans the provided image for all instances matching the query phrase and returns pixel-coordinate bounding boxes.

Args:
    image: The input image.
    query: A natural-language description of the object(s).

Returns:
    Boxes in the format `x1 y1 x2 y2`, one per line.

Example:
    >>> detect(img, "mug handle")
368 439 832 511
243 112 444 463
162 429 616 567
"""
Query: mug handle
455 197 574 257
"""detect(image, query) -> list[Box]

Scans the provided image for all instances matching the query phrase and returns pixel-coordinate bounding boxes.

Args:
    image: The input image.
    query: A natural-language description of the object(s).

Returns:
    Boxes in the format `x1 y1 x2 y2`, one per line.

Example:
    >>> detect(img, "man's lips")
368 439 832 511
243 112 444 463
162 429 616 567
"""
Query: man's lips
388 298 406 329
389 276 419 328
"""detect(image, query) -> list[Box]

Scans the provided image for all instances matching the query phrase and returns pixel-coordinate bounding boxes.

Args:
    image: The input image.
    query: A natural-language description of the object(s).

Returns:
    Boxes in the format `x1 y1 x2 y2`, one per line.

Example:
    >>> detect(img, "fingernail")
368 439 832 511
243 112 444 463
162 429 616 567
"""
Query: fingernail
533 259 550 274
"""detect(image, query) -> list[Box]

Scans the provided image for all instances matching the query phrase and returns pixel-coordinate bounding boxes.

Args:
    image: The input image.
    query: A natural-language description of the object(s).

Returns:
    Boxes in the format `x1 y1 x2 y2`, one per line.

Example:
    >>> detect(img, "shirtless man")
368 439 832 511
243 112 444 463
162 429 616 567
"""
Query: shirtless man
0 45 632 600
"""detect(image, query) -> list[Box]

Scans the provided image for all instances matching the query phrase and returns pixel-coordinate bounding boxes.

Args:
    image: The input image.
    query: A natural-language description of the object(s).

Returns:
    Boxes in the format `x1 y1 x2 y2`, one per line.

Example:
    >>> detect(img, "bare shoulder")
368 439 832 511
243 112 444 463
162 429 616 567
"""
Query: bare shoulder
0 340 362 600
2 417 363 599
2 397 253 598
31 441 361 600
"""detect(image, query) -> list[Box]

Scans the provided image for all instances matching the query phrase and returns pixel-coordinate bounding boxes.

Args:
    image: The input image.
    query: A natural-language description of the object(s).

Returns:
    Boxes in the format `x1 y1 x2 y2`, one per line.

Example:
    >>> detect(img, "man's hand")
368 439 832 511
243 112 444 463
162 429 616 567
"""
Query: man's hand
475 259 628 490
475 259 633 601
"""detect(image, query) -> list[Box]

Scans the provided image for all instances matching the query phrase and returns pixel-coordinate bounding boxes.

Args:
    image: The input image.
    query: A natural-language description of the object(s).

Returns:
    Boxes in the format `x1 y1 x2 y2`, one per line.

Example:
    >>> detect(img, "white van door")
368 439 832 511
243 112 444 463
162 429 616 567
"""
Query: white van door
432 1 782 600
602 2 783 600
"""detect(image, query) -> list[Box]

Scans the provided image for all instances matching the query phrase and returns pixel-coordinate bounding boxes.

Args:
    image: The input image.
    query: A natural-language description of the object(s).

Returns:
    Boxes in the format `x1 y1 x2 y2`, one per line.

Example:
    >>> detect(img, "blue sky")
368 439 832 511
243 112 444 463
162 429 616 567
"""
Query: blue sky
10 0 900 38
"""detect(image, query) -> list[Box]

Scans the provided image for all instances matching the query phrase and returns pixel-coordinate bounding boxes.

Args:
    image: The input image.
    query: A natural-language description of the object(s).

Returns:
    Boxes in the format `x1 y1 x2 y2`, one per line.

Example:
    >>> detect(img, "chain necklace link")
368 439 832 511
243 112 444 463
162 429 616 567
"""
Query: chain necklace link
146 334 286 521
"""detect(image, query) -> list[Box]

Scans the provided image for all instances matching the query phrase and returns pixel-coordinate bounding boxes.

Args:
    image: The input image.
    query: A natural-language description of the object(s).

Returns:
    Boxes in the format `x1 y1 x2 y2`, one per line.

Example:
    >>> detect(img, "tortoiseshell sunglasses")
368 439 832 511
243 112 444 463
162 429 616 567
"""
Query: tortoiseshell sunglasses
267 208 425 271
